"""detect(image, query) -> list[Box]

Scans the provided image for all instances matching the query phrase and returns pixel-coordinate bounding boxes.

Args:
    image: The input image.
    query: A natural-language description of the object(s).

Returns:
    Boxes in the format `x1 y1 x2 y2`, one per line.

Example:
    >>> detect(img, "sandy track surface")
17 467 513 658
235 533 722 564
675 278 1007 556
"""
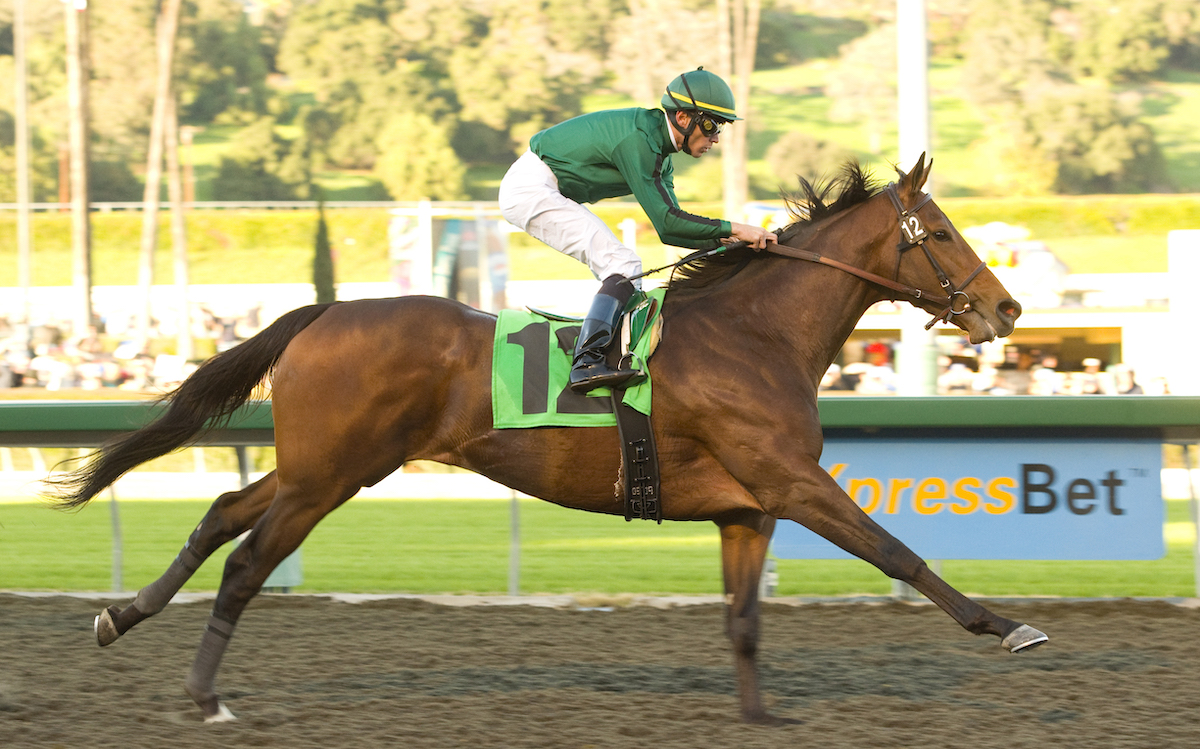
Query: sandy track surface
2 594 1198 748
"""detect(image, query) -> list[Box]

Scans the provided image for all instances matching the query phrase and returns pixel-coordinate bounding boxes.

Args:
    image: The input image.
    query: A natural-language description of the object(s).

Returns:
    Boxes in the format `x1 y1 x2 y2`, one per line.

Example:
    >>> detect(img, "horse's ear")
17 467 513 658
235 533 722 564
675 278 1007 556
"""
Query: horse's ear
904 152 931 194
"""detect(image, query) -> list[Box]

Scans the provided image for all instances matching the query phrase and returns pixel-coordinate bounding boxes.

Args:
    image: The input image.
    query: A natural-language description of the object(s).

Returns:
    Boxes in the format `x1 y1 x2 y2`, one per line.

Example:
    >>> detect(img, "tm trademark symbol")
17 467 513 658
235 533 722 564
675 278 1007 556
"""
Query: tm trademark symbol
1128 468 1149 478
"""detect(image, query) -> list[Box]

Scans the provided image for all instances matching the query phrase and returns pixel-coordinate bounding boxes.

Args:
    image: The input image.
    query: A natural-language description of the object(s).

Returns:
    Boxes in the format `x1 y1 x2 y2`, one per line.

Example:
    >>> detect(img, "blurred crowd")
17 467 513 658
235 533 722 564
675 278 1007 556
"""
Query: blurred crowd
0 309 262 393
0 315 1167 397
820 341 1165 397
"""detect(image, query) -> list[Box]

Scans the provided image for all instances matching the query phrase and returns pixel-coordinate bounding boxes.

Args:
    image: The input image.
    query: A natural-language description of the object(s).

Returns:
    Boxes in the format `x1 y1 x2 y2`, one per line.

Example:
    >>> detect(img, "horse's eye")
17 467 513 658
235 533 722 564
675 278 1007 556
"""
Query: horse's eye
933 230 951 241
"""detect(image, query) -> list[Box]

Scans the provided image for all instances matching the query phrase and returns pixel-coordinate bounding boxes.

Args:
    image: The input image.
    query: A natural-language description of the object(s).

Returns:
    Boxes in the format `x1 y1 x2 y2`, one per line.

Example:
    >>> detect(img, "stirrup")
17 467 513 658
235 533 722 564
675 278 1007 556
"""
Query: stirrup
569 360 642 394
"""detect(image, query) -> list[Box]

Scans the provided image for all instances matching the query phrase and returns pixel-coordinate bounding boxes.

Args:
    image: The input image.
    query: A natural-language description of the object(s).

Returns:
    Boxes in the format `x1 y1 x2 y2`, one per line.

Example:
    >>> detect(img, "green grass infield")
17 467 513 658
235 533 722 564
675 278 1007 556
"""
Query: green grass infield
0 498 1194 598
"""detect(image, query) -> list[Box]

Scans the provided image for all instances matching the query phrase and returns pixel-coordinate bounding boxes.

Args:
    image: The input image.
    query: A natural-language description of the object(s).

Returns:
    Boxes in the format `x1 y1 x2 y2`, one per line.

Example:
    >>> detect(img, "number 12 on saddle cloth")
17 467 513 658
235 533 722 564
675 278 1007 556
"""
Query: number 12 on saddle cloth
491 289 664 429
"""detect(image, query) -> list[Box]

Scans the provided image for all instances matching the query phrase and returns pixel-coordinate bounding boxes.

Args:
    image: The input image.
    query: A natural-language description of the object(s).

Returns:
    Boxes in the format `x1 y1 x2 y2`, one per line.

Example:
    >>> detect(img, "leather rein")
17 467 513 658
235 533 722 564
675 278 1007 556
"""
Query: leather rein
635 183 988 330
768 182 988 331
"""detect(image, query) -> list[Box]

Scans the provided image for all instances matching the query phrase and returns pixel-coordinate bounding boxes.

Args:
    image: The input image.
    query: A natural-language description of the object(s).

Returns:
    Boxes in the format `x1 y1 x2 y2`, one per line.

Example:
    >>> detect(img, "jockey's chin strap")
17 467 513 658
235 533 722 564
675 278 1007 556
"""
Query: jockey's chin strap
768 182 987 330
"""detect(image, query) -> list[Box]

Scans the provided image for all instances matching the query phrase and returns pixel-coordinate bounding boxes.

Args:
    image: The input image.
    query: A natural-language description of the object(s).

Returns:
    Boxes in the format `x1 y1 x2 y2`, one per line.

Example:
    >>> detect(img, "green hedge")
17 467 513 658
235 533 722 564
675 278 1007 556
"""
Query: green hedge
939 194 1200 239
2 195 1197 285
0 209 392 286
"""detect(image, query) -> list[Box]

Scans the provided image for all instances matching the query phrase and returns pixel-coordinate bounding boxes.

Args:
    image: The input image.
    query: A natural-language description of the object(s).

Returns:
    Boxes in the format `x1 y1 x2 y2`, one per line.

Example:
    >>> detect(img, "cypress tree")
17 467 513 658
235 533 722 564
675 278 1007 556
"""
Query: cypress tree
313 191 336 304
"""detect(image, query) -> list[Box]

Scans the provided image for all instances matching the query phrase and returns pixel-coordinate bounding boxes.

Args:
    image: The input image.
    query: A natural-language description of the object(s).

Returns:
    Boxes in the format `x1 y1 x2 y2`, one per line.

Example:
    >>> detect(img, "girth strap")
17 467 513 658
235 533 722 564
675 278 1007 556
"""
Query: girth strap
611 391 661 523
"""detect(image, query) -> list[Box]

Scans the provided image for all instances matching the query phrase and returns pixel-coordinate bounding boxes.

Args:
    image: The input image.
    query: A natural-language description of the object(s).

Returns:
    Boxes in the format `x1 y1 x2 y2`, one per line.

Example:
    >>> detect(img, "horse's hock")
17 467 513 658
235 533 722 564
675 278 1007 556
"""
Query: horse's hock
3 594 1200 748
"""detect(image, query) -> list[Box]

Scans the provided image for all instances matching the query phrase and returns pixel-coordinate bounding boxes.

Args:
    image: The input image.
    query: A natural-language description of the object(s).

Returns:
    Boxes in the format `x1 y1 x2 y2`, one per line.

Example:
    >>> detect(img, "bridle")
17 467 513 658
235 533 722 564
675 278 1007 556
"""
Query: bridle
767 182 988 330
633 182 989 330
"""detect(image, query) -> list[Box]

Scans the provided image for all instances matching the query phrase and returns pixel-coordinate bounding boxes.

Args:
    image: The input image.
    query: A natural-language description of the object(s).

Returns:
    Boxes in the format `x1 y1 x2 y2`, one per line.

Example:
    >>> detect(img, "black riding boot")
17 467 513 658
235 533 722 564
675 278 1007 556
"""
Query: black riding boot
569 275 642 394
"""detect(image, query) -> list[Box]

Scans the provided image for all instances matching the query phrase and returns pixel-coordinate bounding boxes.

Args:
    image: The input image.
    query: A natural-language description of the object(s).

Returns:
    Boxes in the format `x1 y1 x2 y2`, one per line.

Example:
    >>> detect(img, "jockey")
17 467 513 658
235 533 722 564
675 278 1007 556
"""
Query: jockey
499 67 776 394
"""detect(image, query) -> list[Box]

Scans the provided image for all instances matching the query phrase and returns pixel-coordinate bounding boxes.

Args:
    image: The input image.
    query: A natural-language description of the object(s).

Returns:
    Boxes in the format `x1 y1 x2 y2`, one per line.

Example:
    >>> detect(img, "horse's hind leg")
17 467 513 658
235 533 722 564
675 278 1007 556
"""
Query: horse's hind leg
183 480 352 722
94 472 279 646
717 512 801 726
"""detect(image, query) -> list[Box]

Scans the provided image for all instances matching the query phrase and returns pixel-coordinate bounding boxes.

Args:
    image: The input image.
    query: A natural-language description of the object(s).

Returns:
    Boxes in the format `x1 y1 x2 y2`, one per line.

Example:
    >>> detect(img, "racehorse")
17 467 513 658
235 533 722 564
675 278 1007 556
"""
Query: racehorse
49 155 1045 726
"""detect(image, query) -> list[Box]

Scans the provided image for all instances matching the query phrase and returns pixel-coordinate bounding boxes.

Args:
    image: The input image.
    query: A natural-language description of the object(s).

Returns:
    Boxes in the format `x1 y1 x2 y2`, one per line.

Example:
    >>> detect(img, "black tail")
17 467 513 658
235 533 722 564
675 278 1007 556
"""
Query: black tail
46 303 337 510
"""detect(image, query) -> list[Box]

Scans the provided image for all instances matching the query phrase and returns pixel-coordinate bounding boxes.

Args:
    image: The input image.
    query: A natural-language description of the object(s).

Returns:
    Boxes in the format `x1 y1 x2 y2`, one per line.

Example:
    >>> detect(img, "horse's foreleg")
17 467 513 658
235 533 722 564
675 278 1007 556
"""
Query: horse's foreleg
902 558 1048 652
95 472 279 647
776 469 1046 651
184 481 351 722
717 513 800 726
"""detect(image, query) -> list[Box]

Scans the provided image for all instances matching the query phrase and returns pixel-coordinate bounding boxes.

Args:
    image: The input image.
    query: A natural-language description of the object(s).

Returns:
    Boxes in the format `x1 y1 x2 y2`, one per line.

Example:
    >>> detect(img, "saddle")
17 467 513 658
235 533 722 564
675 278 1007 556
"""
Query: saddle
526 291 664 523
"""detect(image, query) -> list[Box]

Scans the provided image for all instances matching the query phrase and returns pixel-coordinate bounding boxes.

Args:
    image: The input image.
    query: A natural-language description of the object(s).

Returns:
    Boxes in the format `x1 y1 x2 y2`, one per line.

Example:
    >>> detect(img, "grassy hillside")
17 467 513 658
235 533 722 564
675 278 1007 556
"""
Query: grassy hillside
170 56 1200 204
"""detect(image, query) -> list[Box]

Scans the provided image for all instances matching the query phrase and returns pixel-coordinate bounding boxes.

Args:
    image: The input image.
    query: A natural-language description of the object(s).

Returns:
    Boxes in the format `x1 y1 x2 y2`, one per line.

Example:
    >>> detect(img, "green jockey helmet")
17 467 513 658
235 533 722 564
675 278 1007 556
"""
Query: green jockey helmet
661 67 741 123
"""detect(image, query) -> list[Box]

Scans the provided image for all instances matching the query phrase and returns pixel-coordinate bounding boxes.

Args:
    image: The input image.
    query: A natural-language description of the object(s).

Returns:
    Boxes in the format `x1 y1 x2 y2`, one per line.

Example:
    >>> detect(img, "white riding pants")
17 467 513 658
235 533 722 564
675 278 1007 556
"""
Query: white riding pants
499 150 643 284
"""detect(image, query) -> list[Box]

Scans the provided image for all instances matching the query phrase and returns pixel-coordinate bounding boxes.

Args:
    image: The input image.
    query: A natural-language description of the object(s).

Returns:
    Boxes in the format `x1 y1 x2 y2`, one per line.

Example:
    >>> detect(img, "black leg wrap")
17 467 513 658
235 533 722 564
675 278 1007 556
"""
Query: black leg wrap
205 613 237 640
131 544 205 616
179 544 204 572
185 615 237 715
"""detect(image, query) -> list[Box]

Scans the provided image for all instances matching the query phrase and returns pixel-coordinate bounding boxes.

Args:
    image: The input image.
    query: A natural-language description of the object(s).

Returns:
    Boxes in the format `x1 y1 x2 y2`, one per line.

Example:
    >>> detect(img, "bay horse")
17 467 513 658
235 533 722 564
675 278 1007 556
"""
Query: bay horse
49 155 1045 725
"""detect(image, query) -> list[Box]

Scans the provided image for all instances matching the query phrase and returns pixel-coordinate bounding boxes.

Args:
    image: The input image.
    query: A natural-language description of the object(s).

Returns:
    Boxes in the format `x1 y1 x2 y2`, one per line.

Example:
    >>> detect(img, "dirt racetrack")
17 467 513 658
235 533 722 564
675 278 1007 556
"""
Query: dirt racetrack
2 594 1198 749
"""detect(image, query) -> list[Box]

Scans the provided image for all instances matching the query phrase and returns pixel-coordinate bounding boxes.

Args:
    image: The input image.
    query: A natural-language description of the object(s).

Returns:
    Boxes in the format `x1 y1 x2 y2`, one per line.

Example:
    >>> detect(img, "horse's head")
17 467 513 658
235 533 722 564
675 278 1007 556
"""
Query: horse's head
877 154 1022 343
670 155 1021 345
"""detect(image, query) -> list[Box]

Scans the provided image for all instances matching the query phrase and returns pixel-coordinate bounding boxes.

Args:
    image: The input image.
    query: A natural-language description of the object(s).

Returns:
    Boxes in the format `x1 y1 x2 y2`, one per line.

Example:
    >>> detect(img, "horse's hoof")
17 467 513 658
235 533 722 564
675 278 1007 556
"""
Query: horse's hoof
94 605 122 647
203 702 236 724
1002 624 1049 653
187 680 235 724
743 710 803 726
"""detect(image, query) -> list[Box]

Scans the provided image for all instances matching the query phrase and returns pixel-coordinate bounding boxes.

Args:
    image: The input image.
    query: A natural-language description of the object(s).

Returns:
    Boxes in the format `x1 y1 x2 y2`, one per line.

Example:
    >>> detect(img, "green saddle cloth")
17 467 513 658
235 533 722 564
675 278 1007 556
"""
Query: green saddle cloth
491 288 663 428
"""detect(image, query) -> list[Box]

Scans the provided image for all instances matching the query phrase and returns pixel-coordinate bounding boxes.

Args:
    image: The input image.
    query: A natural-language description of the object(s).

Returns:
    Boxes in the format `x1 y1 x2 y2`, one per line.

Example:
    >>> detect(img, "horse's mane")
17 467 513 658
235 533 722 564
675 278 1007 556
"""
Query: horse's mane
665 161 886 291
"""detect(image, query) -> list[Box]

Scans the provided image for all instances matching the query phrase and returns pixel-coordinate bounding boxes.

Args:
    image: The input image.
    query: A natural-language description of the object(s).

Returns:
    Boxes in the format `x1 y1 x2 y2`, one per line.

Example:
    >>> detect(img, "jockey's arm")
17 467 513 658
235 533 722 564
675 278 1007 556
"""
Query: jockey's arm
611 136 730 250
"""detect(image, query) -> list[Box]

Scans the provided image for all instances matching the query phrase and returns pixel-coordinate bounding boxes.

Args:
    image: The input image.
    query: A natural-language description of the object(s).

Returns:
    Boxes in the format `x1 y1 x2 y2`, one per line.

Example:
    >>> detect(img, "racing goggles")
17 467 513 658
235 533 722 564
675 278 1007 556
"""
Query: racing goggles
696 114 728 138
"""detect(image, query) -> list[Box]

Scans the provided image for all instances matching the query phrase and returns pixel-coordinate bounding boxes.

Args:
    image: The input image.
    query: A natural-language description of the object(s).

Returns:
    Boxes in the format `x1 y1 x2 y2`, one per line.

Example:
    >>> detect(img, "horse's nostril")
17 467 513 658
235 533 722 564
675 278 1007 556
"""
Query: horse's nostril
998 298 1022 321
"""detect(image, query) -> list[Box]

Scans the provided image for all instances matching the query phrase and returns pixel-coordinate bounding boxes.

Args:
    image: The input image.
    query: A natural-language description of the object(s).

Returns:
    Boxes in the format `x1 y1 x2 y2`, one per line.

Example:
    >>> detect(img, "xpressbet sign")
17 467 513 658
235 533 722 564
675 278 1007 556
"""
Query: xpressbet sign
772 438 1163 560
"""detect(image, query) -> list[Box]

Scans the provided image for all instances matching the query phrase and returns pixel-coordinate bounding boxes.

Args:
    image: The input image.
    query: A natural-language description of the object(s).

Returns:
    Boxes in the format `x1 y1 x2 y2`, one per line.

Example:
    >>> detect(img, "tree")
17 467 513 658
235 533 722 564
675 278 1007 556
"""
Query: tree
210 117 305 200
138 0 183 343
1162 0 1200 66
1 0 279 208
447 0 593 153
177 0 272 123
766 132 854 187
720 0 762 222
313 193 335 304
88 161 141 201
373 114 465 200
1069 1 1170 82
1021 84 1167 193
606 0 720 104
958 0 1170 195
84 0 157 166
973 83 1167 196
960 0 1065 113
277 0 459 169
826 24 896 154
325 62 446 169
